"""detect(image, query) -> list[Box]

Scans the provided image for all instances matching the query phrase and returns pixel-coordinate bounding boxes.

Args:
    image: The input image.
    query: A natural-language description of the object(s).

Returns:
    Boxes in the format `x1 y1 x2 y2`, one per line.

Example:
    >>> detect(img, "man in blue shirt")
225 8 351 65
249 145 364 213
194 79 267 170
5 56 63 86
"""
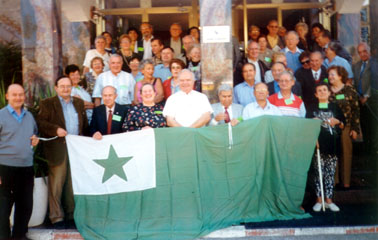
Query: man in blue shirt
281 31 303 73
233 63 256 107
0 84 39 239
154 47 174 82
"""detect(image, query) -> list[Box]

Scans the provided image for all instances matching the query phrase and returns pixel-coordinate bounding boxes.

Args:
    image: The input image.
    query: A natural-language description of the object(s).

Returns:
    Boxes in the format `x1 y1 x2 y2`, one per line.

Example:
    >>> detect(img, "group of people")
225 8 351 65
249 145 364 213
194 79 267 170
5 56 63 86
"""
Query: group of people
1 19 377 240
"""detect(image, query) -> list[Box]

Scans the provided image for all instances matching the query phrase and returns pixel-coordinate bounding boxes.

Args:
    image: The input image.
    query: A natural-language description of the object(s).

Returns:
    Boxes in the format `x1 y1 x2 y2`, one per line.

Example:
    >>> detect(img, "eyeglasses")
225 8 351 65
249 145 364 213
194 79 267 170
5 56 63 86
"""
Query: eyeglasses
301 60 310 65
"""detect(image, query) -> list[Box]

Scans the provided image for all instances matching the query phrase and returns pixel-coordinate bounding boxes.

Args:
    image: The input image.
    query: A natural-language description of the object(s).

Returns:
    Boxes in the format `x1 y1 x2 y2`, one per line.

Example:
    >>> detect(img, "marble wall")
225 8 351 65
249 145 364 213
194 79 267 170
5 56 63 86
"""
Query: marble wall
337 13 360 63
200 0 233 103
0 0 21 43
20 0 90 106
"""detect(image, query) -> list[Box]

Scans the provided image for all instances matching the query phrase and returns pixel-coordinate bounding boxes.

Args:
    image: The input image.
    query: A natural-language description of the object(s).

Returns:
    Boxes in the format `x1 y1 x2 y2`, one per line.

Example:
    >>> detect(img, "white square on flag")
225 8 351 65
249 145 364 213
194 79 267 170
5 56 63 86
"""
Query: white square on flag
66 129 156 195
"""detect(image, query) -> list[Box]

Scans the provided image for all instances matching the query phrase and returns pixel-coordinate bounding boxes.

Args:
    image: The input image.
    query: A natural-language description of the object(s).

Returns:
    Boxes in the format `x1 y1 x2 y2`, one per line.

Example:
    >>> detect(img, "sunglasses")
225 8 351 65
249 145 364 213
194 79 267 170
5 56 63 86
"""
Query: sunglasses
301 60 310 65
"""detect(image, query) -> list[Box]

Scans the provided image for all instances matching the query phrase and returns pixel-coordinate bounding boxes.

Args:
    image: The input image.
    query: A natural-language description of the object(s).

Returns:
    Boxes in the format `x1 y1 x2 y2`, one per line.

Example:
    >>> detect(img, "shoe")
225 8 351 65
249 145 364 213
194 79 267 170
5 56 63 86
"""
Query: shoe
53 220 66 229
325 202 340 212
312 202 322 212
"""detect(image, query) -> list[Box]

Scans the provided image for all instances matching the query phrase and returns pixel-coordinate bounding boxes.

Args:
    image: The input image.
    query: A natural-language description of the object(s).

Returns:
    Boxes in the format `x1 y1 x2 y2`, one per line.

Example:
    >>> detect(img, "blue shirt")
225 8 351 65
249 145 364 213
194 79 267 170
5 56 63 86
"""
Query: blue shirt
154 64 172 82
282 47 303 73
58 96 79 135
6 105 26 123
233 82 256 107
324 55 354 78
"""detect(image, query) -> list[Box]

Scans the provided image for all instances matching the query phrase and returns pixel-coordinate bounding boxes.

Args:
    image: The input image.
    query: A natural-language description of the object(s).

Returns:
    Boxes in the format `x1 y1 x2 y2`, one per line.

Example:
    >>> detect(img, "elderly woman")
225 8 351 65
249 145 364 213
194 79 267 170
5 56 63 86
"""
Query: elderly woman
133 59 164 105
295 22 311 51
257 35 274 68
163 58 186 100
187 44 201 92
118 34 139 73
84 56 104 95
123 83 166 132
65 64 94 123
129 56 143 82
328 65 360 189
83 35 110 74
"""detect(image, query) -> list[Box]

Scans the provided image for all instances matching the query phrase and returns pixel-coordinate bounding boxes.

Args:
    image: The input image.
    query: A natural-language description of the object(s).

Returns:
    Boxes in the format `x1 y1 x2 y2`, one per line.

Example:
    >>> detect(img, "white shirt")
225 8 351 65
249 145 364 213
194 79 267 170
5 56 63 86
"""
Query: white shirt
92 70 136 105
242 101 282 120
143 37 153 59
83 49 110 72
163 90 213 127
105 105 115 122
248 58 262 83
311 69 321 80
210 105 234 126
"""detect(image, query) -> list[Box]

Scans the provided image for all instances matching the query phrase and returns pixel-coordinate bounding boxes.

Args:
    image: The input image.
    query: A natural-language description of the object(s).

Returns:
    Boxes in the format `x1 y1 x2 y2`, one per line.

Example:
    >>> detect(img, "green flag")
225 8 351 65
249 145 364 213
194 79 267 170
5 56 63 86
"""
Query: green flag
66 116 320 240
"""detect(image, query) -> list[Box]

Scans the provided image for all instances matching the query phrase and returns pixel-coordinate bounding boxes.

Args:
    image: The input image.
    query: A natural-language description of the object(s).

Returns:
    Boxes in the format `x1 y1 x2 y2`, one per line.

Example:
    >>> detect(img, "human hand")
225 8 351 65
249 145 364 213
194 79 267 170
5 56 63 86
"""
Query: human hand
328 117 340 127
30 135 39 146
215 113 225 122
142 126 152 130
230 119 239 127
92 131 103 140
56 128 67 137
350 130 358 140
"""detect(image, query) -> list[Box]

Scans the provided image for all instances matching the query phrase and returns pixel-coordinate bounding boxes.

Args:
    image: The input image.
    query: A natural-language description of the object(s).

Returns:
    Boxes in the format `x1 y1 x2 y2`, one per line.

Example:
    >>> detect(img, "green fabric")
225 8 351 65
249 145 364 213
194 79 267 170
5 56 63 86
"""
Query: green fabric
74 116 321 240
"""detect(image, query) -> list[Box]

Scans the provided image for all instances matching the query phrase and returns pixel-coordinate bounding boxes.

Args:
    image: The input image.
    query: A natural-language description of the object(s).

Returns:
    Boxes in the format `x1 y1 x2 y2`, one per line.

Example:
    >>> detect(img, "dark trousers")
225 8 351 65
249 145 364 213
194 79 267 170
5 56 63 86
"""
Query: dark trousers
0 165 34 239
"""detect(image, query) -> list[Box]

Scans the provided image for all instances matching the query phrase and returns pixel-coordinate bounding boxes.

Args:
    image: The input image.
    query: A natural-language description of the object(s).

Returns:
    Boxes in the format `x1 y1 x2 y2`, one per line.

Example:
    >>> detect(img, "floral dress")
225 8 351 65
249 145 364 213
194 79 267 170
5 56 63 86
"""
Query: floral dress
122 103 166 132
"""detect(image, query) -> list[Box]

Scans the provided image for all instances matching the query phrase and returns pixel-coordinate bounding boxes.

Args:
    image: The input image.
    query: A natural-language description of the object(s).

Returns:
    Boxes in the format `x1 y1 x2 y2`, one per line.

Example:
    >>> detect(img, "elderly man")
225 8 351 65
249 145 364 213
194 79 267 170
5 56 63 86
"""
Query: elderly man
92 54 135 107
90 86 128 140
0 84 39 239
210 84 243 126
353 42 378 159
295 51 328 108
266 19 284 51
268 71 306 117
234 63 256 107
180 35 197 64
164 23 184 58
234 41 269 86
151 38 164 65
267 62 302 97
163 69 212 128
243 82 282 120
154 47 174 82
316 30 352 64
37 76 88 228
281 31 303 73
83 36 110 74
137 22 154 60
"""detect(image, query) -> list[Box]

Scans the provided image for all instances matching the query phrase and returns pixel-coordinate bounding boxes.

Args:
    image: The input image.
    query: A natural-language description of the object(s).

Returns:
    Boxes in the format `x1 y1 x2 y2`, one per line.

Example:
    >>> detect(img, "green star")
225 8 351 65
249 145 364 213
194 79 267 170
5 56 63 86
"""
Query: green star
93 145 133 183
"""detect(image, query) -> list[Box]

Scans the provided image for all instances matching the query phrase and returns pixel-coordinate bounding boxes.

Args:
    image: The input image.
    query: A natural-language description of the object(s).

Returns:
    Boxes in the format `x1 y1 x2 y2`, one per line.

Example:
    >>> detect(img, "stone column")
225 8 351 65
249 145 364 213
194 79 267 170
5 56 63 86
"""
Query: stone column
336 13 360 62
21 0 62 106
200 0 233 103
370 0 378 57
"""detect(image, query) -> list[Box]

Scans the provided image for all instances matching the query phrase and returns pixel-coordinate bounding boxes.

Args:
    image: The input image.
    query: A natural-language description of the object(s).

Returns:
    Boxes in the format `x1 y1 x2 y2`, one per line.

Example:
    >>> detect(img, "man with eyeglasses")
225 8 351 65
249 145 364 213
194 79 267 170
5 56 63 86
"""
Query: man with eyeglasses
266 20 285 52
268 71 306 117
37 76 88 229
295 51 328 108
242 82 282 120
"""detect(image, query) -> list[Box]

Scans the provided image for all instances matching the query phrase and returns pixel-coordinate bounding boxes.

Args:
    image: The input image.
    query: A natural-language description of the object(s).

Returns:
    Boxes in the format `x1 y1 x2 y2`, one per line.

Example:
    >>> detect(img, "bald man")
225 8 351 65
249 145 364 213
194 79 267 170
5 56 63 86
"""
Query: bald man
0 84 39 239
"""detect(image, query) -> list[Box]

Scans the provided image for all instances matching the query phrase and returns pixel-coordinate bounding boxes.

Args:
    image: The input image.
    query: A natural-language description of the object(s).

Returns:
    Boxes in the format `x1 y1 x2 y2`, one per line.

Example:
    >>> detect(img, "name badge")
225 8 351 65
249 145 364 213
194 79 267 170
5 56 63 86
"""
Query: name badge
284 99 293 105
154 111 163 115
138 47 144 51
264 57 272 63
319 103 328 109
323 78 329 83
120 85 127 90
336 94 345 100
112 114 122 122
